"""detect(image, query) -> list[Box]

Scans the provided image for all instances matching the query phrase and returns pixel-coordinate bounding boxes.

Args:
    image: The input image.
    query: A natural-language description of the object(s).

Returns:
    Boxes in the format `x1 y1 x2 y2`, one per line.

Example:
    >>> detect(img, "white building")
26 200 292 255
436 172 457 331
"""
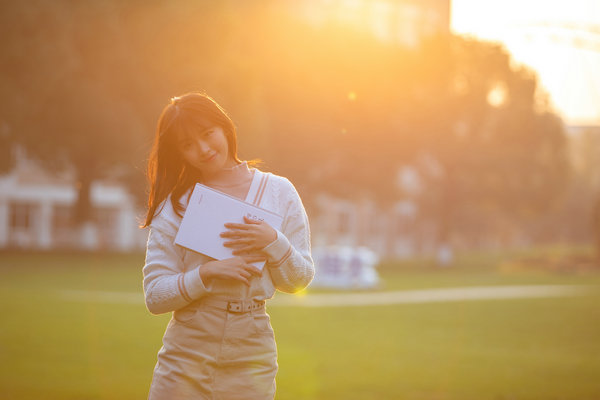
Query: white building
1 152 438 257
310 166 438 259
0 153 146 251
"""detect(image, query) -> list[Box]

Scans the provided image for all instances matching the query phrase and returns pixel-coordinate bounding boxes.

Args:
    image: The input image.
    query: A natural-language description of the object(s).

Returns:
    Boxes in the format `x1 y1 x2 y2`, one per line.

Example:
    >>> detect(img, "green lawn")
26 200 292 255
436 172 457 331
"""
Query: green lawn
0 249 599 400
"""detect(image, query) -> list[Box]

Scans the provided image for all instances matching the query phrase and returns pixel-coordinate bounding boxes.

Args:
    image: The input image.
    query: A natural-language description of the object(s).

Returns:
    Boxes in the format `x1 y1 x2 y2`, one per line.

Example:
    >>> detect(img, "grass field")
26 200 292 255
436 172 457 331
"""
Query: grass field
1 248 599 400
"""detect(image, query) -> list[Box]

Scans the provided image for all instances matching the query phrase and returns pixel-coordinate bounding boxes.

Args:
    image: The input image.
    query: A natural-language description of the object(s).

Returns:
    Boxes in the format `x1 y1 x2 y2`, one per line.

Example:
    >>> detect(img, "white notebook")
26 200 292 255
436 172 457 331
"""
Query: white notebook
175 183 284 270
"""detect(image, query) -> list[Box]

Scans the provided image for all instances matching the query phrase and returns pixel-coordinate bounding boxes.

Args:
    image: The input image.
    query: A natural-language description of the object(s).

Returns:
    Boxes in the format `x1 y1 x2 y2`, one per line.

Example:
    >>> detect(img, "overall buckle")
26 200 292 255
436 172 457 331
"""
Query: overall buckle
227 301 244 313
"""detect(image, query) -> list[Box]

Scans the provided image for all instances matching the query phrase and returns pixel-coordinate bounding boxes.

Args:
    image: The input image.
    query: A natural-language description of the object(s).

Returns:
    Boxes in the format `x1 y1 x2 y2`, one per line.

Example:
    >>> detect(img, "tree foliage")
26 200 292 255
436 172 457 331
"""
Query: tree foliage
0 0 569 245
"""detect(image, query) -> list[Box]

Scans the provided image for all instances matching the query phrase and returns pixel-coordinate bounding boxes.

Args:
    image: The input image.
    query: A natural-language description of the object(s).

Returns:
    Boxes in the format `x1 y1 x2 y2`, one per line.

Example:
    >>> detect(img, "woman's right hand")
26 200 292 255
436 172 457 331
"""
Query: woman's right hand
199 255 263 287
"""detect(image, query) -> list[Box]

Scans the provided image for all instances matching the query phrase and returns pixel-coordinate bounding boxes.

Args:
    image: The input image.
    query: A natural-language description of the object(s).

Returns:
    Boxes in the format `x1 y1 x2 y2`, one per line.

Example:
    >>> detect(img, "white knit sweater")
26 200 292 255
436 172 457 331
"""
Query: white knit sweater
142 170 315 315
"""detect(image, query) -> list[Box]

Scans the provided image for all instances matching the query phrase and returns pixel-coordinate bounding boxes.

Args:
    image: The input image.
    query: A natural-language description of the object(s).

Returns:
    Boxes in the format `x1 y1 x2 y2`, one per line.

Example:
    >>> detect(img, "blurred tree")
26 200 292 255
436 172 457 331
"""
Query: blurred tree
242 12 421 202
0 0 569 250
410 36 569 249
0 0 265 224
237 12 569 249
0 1 149 223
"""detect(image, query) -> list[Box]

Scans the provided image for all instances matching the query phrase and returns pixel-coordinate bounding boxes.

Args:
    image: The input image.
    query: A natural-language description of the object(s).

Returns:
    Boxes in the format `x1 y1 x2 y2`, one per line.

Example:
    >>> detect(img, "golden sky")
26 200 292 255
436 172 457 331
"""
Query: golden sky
451 0 600 126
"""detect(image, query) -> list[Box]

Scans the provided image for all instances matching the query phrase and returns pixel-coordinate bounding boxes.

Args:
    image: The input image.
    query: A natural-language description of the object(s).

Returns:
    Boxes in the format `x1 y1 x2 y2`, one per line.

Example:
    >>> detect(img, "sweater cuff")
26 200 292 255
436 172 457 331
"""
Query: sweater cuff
182 267 208 301
262 230 293 268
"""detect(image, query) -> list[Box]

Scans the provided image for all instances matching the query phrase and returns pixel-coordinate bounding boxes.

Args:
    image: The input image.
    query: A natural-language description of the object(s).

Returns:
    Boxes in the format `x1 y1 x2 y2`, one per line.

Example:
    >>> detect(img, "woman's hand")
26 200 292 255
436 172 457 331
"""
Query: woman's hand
199 255 264 287
221 216 277 256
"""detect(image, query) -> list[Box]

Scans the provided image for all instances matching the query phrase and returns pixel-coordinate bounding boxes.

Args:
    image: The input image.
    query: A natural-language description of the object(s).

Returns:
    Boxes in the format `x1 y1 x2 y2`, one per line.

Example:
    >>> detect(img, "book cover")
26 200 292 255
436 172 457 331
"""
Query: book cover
174 183 284 270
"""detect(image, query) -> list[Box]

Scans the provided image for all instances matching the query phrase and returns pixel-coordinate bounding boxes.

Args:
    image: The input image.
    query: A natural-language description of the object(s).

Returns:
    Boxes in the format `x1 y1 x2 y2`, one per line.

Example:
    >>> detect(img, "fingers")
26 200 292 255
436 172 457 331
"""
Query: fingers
230 256 264 272
233 264 262 286
233 256 263 273
218 263 262 287
239 268 254 280
223 222 252 230
220 230 249 239
224 246 264 261
243 215 262 224
241 262 262 275
222 218 266 237
220 230 258 242
222 238 254 246
250 266 263 276
204 257 263 288
224 217 265 227
235 275 251 287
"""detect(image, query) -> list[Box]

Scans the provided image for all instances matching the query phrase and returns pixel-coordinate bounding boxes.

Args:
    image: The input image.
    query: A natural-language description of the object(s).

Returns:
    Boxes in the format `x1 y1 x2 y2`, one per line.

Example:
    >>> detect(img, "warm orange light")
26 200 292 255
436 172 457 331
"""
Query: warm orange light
487 83 507 107
451 0 600 124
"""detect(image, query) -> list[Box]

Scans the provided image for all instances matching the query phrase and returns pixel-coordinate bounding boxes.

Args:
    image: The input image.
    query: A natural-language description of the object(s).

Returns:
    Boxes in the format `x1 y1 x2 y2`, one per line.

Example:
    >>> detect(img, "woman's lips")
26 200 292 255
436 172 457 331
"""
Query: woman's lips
203 153 217 162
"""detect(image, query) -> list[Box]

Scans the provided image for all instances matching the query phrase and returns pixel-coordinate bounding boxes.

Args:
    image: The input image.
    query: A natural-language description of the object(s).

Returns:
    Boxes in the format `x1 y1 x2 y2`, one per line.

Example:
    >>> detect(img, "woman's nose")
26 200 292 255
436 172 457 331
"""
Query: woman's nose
195 139 211 154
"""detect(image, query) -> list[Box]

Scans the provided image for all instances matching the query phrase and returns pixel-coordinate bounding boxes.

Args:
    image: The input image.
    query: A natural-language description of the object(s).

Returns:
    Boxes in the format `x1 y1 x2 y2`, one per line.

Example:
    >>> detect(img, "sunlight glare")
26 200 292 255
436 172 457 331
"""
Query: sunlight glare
451 0 600 124
487 83 507 108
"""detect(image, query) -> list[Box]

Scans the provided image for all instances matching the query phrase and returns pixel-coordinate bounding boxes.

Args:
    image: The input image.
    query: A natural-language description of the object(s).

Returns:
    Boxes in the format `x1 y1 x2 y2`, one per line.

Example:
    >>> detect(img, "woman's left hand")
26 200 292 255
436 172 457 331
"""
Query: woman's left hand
221 216 277 255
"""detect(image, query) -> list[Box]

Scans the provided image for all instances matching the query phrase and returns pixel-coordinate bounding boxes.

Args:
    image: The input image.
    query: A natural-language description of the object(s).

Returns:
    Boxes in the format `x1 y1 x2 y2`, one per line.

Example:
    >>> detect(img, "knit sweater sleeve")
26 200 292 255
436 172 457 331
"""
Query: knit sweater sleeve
142 202 208 315
262 179 315 293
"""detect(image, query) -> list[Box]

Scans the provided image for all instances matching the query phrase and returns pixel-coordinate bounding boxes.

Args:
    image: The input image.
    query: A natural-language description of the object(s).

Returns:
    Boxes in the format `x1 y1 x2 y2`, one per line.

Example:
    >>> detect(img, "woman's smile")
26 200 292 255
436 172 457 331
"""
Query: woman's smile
201 152 217 163
178 126 235 174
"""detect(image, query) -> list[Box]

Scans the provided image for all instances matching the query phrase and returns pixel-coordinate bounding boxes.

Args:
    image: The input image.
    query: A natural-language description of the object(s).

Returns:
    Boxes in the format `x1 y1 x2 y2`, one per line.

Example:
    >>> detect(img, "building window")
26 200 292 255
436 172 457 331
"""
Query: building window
53 204 74 231
338 211 350 235
10 203 35 230
94 207 119 247
394 214 416 238
395 216 406 237
369 214 380 236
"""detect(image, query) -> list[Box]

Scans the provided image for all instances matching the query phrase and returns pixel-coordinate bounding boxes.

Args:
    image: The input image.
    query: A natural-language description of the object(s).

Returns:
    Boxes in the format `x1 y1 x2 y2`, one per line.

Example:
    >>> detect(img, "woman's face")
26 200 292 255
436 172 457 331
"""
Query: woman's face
177 126 235 177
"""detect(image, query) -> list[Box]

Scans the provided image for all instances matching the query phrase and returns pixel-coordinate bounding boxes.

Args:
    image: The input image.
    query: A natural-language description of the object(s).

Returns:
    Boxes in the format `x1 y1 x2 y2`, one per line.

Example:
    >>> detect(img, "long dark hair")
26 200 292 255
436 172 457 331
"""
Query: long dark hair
142 93 241 228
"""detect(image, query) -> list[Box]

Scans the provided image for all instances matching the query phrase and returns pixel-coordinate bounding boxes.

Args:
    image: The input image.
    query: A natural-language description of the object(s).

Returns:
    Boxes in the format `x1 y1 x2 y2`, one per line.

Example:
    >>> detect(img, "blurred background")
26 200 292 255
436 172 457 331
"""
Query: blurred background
0 1 599 399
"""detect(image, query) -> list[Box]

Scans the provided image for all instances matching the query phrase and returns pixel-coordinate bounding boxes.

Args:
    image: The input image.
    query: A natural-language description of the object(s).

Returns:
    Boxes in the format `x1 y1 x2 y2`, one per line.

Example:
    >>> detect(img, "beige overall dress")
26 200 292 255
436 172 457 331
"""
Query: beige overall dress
148 171 280 400
148 297 277 399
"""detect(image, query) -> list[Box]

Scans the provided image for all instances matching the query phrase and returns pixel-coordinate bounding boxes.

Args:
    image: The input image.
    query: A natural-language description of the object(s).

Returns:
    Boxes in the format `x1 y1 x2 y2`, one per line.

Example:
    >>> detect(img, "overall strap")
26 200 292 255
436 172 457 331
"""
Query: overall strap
246 170 270 207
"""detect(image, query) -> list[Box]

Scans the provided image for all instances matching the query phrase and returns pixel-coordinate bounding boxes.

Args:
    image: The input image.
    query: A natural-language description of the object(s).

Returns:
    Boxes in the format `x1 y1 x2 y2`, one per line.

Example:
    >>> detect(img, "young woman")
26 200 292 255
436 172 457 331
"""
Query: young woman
142 93 314 399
